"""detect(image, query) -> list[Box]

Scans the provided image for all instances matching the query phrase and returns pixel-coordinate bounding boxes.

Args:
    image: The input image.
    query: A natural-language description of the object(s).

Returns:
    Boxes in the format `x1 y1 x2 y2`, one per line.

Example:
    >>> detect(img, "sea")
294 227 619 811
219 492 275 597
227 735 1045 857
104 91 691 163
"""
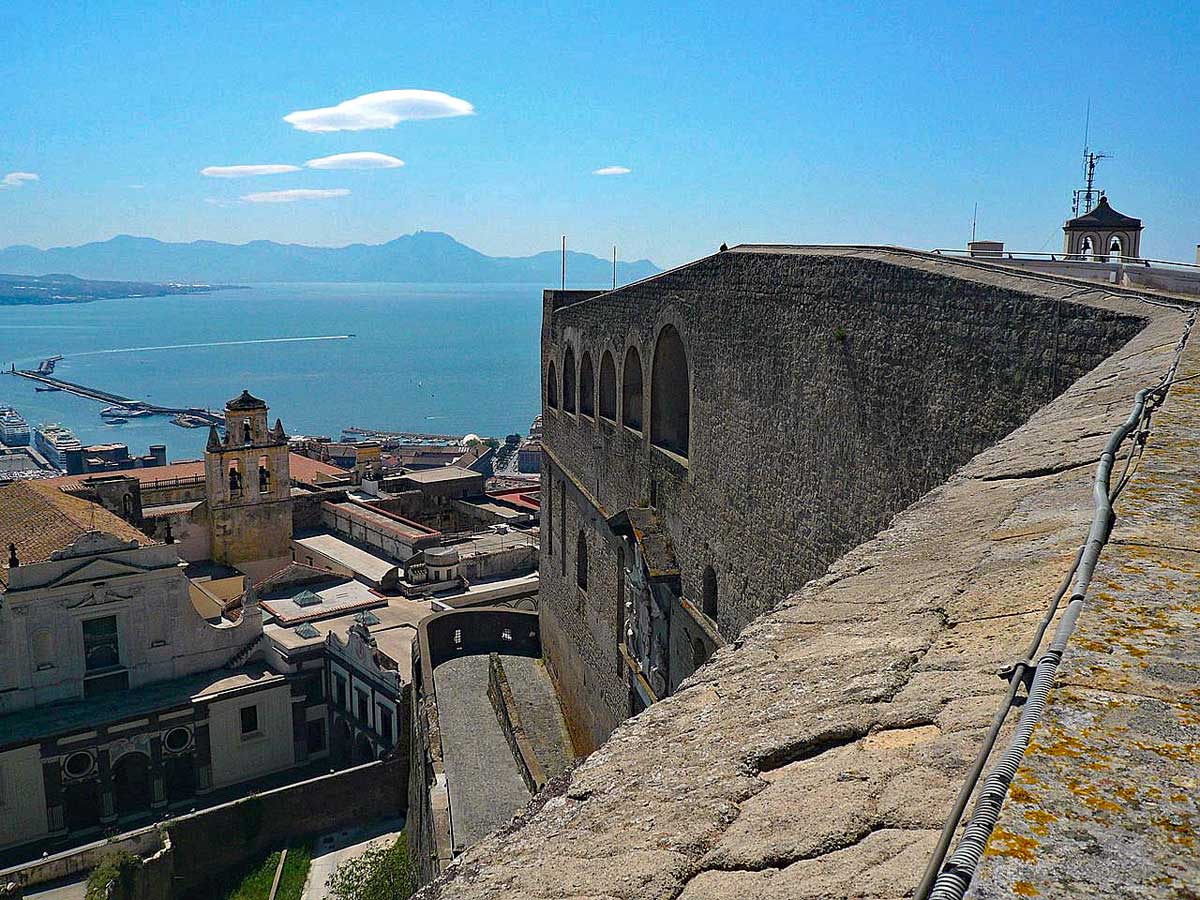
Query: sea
0 283 565 462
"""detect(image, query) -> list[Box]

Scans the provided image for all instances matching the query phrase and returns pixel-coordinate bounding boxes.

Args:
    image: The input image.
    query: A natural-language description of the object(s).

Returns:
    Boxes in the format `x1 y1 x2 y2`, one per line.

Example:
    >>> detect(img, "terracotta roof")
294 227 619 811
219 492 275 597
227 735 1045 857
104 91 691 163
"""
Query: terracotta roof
46 453 344 491
226 389 267 411
0 481 152 587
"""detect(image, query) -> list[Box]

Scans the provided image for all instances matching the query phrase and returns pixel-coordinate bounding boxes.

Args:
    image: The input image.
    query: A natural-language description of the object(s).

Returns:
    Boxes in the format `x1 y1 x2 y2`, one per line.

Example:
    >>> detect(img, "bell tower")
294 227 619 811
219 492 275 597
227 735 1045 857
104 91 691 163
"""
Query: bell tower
203 390 292 574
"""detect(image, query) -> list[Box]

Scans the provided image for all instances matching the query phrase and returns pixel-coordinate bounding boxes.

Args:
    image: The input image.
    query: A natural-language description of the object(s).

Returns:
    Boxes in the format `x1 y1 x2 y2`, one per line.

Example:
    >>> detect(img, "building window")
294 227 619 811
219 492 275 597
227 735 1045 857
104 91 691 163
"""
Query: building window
240 705 259 737
579 352 595 418
334 673 347 709
228 459 242 495
355 688 369 724
378 706 394 747
163 728 191 754
599 351 617 421
306 720 326 755
32 630 55 671
651 324 690 458
303 675 324 704
63 751 96 779
576 530 588 592
547 361 559 409
563 346 577 413
258 455 271 493
83 616 120 672
702 565 718 621
622 347 644 431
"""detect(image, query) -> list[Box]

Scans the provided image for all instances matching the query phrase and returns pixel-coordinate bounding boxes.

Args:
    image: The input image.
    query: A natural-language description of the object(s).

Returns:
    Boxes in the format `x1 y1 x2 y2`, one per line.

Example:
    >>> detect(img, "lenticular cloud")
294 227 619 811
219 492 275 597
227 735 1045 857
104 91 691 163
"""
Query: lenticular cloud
240 188 350 203
304 152 405 170
283 90 475 132
201 164 301 178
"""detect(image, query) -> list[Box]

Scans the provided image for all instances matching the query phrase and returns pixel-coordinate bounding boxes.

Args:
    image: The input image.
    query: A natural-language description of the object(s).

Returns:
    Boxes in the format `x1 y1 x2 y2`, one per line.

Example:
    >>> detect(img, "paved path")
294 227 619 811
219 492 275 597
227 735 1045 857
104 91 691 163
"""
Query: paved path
25 876 86 900
434 654 531 849
501 655 575 779
301 818 405 900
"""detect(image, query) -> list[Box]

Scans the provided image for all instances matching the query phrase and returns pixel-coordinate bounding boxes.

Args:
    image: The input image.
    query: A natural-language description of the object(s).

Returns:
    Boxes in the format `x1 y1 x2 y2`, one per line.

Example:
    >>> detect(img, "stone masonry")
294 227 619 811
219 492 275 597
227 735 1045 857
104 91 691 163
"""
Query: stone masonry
415 250 1194 899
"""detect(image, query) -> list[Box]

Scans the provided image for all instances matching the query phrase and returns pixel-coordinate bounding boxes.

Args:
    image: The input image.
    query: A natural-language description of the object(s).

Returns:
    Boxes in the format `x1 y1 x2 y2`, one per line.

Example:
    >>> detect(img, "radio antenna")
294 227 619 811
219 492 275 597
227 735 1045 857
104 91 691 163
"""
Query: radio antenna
612 246 617 290
970 203 978 245
561 235 566 290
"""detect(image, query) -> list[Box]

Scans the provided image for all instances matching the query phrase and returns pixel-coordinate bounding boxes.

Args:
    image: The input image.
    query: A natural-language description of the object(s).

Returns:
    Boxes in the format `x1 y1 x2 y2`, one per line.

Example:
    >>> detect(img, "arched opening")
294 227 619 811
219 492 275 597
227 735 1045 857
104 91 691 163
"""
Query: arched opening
122 493 134 519
576 530 588 592
228 459 242 495
701 565 718 621
622 347 644 431
547 360 559 409
1109 235 1123 260
579 352 595 418
163 755 196 804
651 325 690 457
599 351 617 420
563 347 577 414
242 421 252 444
1080 235 1095 261
258 455 271 493
111 752 151 818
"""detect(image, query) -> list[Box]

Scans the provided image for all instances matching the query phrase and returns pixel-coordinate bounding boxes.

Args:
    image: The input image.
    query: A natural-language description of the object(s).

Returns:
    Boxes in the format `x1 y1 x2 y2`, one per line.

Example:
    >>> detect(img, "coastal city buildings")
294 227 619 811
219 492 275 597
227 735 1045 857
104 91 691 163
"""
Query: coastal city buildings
0 387 547 873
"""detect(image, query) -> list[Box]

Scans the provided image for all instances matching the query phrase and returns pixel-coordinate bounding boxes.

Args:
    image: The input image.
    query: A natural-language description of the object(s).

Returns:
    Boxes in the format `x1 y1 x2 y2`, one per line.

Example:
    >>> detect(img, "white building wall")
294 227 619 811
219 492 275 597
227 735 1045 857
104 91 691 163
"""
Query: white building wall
0 744 48 850
206 684 295 789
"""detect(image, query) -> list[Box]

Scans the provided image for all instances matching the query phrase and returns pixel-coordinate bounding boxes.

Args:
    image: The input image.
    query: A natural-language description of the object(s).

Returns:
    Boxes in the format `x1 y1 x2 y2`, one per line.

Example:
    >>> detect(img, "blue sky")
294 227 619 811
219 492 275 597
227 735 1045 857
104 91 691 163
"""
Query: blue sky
1 1 1197 268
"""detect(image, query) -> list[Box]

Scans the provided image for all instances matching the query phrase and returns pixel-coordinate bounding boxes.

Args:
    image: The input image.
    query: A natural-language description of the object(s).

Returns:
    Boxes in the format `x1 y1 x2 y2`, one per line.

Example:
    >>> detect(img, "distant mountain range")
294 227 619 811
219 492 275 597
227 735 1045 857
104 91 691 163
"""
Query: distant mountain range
0 231 660 285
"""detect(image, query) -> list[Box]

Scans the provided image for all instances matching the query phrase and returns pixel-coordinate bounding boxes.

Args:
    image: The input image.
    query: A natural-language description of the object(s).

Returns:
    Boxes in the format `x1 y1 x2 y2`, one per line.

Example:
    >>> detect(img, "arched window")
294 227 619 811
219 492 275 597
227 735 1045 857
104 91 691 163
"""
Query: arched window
701 565 718 620
1109 235 1123 260
258 455 271 493
563 347 577 414
228 459 242 494
599 351 617 420
1080 236 1095 260
651 325 690 457
242 421 252 444
579 352 595 418
576 530 588 591
622 347 644 431
547 360 559 409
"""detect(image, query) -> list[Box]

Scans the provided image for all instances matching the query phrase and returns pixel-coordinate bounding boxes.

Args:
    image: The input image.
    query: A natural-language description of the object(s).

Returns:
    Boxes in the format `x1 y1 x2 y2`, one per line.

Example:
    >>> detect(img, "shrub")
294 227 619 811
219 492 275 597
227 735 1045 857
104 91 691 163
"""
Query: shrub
86 851 141 900
325 835 414 900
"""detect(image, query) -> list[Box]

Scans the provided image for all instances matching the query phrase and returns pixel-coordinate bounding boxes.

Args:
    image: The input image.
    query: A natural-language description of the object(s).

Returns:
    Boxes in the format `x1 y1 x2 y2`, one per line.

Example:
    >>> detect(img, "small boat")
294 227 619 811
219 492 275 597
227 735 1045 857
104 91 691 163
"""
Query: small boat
105 418 128 425
35 386 61 392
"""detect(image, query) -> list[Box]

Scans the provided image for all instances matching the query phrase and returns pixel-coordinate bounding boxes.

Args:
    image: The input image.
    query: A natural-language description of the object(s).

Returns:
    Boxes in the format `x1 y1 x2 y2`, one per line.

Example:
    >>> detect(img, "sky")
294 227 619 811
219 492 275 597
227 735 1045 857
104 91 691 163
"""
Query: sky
1 1 1198 268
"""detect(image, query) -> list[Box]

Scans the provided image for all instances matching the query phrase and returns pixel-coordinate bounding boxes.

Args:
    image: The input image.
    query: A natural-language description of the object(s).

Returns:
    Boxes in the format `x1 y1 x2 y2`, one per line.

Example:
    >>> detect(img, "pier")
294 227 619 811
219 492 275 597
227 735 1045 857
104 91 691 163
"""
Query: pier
8 362 225 429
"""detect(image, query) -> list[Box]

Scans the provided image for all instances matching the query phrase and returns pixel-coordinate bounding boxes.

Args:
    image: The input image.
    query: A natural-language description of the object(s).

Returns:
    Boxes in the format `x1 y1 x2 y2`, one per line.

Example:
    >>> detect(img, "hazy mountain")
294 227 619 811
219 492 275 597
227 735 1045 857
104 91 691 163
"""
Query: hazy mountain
0 231 660 285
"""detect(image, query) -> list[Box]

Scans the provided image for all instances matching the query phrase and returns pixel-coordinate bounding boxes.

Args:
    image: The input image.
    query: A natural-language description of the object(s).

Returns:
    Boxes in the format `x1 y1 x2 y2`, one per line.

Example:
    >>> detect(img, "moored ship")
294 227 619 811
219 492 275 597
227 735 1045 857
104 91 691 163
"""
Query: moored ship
35 423 84 471
0 407 31 446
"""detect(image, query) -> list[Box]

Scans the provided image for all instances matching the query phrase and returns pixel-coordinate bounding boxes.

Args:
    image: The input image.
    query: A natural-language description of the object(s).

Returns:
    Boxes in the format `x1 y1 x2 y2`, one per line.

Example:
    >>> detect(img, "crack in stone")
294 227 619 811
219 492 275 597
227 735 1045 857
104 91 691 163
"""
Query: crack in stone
752 723 873 774
976 457 1096 482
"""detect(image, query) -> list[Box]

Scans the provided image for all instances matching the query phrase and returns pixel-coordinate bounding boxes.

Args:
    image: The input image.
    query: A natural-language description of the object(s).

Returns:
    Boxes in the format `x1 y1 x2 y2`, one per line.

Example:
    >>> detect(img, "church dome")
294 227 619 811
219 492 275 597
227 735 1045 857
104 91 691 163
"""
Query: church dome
1064 195 1141 230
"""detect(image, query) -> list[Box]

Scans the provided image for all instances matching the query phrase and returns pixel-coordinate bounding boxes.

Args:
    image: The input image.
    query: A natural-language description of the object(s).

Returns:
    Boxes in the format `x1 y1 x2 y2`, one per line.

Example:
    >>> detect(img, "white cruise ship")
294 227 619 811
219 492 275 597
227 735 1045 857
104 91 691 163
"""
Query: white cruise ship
0 407 31 446
35 423 83 470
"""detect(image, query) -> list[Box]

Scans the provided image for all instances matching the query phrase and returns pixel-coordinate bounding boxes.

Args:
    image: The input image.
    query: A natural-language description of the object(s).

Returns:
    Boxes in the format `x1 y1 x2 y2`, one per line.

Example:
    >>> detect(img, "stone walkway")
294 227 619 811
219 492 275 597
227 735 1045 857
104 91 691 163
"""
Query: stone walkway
502 656 576 780
433 654 532 849
413 294 1193 898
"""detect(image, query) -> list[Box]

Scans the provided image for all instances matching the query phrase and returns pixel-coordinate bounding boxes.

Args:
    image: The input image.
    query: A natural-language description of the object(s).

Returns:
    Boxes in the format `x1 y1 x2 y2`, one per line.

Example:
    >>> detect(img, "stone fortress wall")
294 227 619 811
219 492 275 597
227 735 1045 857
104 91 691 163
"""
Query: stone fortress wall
538 249 1147 751
414 249 1195 899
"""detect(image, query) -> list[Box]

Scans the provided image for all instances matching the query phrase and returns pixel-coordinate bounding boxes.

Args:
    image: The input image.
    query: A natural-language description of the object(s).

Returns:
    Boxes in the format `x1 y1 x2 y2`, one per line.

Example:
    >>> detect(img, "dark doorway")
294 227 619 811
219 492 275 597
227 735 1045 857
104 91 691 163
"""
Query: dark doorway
112 752 151 818
163 755 196 805
63 779 102 832
353 733 374 764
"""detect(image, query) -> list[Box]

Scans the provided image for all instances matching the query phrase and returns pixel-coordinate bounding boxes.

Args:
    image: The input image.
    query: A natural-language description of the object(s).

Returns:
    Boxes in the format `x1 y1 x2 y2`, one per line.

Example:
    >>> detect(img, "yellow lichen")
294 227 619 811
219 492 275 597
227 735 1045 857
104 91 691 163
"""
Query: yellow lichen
1013 880 1041 897
984 826 1040 862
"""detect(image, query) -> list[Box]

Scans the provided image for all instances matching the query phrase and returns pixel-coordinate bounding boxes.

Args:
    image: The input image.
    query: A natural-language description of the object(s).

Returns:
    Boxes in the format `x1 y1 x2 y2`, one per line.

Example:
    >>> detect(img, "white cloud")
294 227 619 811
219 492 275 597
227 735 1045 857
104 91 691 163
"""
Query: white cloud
305 151 405 170
1 172 39 188
593 166 631 176
201 164 302 178
283 89 474 132
239 188 350 203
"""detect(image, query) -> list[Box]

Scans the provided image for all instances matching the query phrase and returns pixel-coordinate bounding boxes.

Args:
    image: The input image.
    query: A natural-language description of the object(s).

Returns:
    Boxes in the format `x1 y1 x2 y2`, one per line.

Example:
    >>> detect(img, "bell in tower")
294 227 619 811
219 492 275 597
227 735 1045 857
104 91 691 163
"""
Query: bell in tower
202 390 293 576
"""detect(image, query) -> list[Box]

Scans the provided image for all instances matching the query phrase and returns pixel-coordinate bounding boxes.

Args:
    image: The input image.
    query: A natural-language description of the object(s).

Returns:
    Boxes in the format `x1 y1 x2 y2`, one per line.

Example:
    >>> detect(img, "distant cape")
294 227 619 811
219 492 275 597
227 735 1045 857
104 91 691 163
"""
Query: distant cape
0 231 660 285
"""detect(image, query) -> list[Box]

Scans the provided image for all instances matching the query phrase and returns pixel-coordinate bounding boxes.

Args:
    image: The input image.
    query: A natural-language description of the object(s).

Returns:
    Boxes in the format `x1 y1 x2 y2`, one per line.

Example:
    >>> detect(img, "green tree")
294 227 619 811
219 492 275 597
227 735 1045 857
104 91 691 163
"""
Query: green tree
326 836 414 900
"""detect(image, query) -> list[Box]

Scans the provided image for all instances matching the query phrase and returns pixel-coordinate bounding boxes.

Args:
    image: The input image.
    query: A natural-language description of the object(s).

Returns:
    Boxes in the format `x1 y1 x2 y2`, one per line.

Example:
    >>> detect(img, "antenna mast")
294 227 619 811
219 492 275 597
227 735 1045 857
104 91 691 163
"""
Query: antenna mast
612 245 617 290
561 235 566 290
970 203 978 244
1072 100 1111 216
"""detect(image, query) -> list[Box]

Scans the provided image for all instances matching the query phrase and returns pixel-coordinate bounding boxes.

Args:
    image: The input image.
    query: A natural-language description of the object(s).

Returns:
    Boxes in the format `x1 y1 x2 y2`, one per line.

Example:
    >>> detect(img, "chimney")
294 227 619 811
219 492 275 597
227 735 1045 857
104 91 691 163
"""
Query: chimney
7 543 18 568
